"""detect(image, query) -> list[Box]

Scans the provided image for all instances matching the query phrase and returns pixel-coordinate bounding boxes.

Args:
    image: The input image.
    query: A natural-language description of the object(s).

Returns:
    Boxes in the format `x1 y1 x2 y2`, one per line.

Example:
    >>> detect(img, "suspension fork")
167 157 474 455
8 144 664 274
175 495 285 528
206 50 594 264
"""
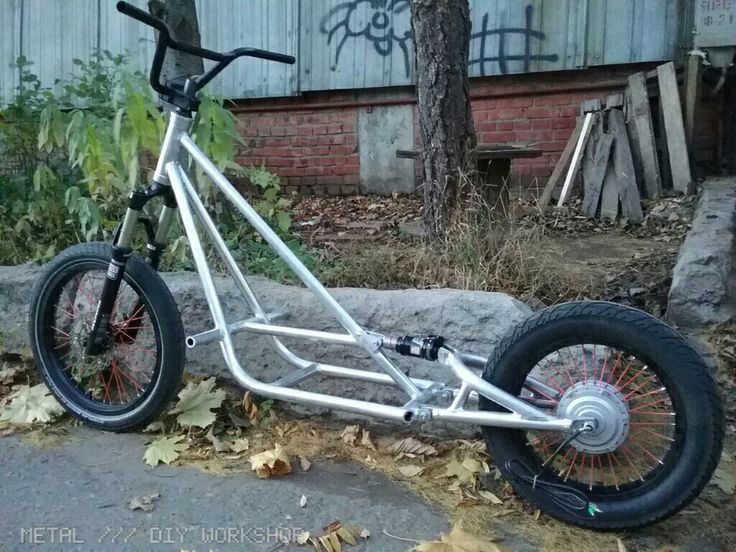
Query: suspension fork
85 184 176 355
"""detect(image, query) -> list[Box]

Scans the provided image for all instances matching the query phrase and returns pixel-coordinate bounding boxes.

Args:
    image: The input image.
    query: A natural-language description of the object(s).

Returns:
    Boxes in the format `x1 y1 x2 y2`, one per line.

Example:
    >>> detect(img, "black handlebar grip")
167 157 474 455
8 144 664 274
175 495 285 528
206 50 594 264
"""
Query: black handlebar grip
245 48 296 65
116 1 168 34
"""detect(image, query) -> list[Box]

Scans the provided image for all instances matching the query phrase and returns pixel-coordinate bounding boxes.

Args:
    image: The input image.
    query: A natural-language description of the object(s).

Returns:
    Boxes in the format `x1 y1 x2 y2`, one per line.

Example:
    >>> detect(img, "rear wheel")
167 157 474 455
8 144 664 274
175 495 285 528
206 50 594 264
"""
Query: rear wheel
480 301 723 530
29 242 185 431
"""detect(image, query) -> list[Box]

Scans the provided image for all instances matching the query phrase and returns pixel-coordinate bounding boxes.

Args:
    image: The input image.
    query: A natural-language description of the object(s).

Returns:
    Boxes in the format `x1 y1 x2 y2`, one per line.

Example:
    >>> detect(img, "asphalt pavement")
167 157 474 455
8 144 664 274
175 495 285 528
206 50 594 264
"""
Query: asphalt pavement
0 426 448 552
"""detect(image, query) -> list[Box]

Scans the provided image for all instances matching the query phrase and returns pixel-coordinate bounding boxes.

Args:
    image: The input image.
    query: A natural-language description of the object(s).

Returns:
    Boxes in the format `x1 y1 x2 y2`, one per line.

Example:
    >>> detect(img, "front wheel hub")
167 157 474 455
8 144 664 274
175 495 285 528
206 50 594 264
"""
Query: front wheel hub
557 381 630 454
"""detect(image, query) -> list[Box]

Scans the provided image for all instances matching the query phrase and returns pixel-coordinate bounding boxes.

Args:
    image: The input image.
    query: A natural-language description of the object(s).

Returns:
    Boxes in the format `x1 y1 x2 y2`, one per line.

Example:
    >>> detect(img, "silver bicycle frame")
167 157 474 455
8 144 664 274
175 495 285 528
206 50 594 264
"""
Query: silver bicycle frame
135 112 575 433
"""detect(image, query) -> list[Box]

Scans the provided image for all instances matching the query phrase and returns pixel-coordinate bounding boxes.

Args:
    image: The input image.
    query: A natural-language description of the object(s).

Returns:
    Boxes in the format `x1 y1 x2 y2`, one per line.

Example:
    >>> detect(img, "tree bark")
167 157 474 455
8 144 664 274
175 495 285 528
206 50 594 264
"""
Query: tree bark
148 0 204 91
411 0 477 237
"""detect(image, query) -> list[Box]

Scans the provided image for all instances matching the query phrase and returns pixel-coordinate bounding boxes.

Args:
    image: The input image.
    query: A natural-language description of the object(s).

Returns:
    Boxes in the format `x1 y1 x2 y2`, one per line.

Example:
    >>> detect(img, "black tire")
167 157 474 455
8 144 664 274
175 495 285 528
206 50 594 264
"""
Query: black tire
29 242 185 431
480 301 723 530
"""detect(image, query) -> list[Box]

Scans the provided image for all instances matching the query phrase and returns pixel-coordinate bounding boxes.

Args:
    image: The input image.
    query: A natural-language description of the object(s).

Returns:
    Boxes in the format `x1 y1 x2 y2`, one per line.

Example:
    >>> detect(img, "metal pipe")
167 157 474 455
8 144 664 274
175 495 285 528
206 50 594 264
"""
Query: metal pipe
432 409 573 431
180 134 421 399
238 322 358 346
186 312 289 348
440 349 569 424
166 162 413 422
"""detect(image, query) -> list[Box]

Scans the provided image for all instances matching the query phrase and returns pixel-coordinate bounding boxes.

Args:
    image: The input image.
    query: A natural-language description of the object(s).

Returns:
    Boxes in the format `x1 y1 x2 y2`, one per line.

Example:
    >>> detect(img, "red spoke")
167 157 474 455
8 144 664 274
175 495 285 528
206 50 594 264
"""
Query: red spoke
598 347 610 383
51 326 71 337
619 445 645 481
592 345 598 382
564 449 580 481
613 356 636 390
632 426 675 442
606 351 623 385
630 421 676 426
631 441 664 466
565 347 583 380
628 398 669 413
627 386 667 402
605 453 619 490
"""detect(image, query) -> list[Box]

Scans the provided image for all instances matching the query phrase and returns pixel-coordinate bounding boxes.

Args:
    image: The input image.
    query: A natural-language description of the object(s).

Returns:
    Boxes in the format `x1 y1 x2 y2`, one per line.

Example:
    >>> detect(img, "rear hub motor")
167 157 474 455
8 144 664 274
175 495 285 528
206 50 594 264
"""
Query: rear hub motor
557 382 630 454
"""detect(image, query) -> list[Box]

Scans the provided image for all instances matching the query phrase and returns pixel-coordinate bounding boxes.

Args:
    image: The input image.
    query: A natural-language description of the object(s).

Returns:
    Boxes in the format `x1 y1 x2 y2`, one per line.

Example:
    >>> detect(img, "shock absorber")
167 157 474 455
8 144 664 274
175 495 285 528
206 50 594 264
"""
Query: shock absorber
384 335 445 361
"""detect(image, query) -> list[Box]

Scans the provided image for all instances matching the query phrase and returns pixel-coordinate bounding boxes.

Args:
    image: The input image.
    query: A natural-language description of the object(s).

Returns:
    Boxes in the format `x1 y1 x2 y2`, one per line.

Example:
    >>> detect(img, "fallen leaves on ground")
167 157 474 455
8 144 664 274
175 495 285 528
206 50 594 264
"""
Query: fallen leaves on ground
299 455 312 471
242 391 260 425
205 427 249 453
0 384 64 424
414 525 506 552
143 435 188 467
399 465 426 478
172 378 226 429
249 443 291 478
128 493 160 512
0 364 22 385
298 521 369 551
446 458 487 488
388 437 438 459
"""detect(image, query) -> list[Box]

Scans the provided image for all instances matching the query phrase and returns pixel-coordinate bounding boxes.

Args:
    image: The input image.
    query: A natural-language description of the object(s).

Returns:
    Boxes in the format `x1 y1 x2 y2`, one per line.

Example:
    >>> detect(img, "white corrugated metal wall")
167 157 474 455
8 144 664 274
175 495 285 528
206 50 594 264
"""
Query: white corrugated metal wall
0 0 687 105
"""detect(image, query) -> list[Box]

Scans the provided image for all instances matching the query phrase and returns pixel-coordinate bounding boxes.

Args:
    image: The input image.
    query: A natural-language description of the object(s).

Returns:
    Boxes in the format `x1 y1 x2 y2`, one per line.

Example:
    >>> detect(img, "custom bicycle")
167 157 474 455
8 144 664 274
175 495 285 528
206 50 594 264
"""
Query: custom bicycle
29 1 723 531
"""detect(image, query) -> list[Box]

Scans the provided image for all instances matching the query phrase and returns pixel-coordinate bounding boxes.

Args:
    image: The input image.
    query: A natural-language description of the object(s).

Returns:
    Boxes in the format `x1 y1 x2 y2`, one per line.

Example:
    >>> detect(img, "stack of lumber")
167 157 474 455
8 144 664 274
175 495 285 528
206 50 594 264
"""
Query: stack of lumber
539 60 698 221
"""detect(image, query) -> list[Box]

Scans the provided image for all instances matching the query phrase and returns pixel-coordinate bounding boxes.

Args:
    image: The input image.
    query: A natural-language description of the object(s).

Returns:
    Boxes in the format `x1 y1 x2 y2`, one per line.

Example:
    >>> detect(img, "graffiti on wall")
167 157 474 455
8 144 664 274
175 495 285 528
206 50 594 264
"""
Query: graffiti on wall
470 5 559 76
320 2 558 77
320 0 413 77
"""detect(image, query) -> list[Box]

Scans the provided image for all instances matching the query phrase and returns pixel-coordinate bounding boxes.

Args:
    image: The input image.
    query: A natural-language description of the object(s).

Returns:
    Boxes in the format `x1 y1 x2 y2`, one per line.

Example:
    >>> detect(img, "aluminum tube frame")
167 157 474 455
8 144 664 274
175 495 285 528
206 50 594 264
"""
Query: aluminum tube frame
158 126 577 432
180 134 422 400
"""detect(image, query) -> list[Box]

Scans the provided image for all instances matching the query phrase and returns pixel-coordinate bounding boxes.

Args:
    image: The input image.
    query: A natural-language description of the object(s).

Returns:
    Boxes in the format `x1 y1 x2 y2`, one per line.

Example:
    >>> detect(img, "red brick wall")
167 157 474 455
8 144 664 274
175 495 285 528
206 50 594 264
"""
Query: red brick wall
235 109 361 196
232 64 664 196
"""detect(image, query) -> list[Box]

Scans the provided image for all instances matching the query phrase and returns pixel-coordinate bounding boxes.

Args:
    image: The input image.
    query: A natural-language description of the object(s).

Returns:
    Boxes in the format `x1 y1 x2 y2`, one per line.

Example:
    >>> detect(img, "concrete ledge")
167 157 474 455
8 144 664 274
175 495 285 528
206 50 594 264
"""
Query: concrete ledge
667 177 736 328
0 264 531 409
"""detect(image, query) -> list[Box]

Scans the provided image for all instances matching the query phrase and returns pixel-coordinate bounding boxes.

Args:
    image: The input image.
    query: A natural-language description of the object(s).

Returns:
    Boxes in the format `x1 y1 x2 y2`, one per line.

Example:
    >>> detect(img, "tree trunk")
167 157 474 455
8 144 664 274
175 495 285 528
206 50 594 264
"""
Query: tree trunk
411 0 477 237
148 0 204 92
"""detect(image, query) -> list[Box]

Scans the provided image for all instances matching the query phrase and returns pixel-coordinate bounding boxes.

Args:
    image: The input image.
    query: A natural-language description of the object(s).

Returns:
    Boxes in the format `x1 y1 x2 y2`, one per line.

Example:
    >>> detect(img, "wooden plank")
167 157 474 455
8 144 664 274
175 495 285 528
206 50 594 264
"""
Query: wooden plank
581 99 603 114
609 109 644 222
684 54 702 167
557 112 595 206
582 133 614 218
657 62 693 194
583 112 604 198
538 118 584 206
600 162 619 220
626 72 662 198
606 93 624 109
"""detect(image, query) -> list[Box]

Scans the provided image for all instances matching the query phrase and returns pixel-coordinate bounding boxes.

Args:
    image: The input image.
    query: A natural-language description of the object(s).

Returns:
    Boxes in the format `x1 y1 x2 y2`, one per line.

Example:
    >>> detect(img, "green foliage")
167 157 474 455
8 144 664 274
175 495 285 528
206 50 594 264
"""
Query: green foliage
0 51 305 282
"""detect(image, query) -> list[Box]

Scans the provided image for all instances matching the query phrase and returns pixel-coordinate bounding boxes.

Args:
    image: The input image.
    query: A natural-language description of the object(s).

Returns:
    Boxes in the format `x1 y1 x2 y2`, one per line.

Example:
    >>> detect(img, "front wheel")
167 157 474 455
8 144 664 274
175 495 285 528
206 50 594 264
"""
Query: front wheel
480 301 723 530
29 242 185 431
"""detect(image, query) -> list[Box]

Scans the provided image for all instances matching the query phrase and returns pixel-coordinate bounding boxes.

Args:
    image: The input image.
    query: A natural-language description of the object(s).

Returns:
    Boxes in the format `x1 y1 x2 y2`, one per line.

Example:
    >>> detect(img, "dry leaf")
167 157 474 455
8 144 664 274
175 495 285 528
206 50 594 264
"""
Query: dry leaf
142 421 165 433
414 525 505 552
230 438 250 453
206 427 232 453
478 490 503 505
242 391 259 425
143 435 188 466
388 437 438 459
617 538 628 552
300 494 308 508
249 444 292 478
360 429 377 450
446 458 484 487
127 493 160 512
399 465 426 478
172 378 226 429
299 455 312 471
340 424 360 445
0 384 64 424
296 532 311 545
